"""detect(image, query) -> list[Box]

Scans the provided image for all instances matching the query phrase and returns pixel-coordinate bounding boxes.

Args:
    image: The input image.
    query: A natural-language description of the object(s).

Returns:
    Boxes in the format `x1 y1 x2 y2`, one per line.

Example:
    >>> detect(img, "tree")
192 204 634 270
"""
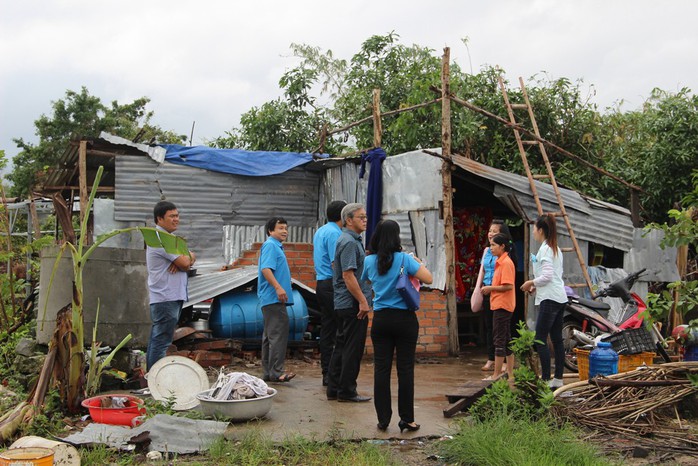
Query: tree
213 34 698 223
8 87 186 198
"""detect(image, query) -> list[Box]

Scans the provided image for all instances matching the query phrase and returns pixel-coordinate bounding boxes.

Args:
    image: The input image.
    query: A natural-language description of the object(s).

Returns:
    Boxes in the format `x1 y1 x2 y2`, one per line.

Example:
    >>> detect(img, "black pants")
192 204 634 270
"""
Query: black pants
482 295 495 361
535 299 566 380
371 309 419 425
316 279 337 382
327 304 368 399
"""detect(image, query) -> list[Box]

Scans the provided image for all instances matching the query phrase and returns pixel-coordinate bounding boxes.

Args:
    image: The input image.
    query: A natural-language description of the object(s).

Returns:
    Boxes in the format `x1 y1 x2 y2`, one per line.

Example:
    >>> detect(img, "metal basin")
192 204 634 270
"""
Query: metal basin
196 388 277 422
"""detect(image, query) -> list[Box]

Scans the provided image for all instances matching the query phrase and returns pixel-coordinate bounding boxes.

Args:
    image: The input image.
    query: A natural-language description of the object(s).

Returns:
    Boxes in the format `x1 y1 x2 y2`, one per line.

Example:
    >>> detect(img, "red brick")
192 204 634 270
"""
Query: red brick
419 335 434 344
420 319 434 328
434 335 448 343
425 327 441 335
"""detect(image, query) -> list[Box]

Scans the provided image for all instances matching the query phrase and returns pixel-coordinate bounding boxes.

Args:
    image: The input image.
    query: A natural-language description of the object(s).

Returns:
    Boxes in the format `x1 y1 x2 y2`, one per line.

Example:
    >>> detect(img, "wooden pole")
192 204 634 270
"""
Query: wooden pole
372 88 382 148
78 140 88 246
29 200 41 240
441 47 459 356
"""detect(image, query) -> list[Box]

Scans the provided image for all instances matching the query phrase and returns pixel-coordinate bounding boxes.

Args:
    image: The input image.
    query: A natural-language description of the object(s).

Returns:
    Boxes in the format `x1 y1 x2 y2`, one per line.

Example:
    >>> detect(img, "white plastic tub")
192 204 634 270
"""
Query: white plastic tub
196 388 277 422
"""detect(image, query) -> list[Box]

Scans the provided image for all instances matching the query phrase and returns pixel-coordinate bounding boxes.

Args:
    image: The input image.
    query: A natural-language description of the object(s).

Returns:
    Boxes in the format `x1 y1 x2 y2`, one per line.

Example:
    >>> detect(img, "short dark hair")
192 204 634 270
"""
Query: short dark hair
154 201 177 223
326 201 347 223
265 217 287 236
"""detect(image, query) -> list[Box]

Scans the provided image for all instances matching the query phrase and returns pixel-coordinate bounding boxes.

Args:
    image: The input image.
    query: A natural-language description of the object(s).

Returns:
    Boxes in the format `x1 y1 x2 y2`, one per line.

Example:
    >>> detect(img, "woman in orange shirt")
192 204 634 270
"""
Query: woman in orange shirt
481 233 516 381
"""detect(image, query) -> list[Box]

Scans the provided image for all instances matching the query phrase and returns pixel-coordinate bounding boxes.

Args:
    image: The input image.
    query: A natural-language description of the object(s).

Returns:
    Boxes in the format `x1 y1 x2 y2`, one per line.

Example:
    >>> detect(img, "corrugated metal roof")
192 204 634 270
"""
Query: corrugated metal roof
114 155 320 226
184 265 315 307
449 152 634 251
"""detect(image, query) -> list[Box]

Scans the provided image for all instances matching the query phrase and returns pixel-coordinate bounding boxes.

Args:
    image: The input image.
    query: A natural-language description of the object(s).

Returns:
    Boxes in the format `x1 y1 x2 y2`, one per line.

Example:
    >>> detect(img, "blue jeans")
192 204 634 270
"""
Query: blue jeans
534 299 566 380
146 300 183 370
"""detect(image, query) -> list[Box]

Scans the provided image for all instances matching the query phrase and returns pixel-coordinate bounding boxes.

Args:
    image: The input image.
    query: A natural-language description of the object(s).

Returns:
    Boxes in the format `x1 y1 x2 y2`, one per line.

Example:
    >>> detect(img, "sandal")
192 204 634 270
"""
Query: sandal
481 362 494 371
273 372 296 383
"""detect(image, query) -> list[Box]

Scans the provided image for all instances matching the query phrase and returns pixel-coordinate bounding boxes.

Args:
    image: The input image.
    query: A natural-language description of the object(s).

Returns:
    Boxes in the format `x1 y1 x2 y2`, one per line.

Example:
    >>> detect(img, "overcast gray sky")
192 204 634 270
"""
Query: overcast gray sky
2 0 697 166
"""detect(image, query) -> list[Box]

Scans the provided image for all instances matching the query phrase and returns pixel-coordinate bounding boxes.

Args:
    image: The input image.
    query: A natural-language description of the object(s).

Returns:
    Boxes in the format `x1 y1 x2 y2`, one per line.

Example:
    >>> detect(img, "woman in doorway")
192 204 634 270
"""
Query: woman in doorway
520 214 568 389
473 219 513 372
362 220 433 433
481 233 516 380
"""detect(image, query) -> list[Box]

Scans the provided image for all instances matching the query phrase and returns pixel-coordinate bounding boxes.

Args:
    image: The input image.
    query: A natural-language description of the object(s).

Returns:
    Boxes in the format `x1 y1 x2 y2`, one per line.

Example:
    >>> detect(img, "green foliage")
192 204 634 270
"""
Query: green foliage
0 324 31 394
471 322 552 422
644 172 697 326
212 33 698 224
440 415 610 466
7 86 186 198
22 389 64 438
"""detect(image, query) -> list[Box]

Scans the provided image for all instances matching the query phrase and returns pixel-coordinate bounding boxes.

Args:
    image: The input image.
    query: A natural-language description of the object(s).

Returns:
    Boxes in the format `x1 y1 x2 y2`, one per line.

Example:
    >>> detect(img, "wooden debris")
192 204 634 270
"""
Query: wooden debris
553 362 698 456
443 379 495 418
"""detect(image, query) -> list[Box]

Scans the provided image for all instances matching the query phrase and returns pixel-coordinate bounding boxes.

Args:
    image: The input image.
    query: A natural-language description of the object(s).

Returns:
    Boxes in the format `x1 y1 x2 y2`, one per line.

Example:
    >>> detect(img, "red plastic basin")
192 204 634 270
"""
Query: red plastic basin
81 394 146 426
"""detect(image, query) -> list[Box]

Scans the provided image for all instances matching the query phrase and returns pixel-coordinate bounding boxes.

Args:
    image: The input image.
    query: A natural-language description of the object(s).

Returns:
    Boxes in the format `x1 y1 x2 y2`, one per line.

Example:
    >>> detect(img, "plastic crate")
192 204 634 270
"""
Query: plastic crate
574 348 591 381
601 327 655 355
574 348 655 381
618 352 655 372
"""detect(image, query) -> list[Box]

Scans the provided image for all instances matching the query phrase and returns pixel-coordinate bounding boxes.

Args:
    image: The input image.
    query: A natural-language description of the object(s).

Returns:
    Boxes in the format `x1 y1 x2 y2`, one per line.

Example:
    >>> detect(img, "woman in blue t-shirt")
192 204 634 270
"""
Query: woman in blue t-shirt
362 220 433 433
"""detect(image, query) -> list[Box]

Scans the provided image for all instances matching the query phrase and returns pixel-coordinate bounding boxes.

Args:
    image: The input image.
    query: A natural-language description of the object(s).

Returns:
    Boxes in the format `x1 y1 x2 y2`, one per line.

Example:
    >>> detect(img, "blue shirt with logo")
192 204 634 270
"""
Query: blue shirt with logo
257 236 294 307
361 252 420 311
312 222 342 280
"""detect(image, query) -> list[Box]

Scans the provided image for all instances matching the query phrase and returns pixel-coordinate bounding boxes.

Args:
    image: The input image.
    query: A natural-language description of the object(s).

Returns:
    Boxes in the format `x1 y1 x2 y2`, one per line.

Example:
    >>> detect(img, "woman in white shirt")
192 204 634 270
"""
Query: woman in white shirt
520 214 568 389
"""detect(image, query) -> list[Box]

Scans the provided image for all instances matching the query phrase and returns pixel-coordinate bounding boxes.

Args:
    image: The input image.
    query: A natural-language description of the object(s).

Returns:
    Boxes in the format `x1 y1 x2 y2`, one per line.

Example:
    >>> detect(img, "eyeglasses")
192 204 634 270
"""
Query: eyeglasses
355 215 368 220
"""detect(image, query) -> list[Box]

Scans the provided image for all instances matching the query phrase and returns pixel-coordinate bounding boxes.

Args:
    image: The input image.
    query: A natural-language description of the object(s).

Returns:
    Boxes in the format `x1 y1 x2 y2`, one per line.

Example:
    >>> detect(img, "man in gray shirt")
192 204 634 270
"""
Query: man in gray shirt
326 203 372 402
146 201 196 370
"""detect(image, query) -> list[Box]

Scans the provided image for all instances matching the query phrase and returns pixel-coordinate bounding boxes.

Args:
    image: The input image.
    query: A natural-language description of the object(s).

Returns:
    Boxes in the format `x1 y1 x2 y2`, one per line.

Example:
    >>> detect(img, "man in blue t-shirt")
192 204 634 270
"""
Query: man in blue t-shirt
258 217 296 383
326 203 372 402
313 200 347 387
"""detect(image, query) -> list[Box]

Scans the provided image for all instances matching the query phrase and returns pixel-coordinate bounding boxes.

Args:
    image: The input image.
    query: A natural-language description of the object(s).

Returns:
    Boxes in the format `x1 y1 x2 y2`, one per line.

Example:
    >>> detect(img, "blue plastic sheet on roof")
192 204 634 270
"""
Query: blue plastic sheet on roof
160 144 329 176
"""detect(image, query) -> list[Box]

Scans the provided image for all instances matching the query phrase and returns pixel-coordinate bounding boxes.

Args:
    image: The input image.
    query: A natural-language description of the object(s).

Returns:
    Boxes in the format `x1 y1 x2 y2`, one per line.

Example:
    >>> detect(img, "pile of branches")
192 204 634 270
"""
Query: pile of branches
552 362 698 456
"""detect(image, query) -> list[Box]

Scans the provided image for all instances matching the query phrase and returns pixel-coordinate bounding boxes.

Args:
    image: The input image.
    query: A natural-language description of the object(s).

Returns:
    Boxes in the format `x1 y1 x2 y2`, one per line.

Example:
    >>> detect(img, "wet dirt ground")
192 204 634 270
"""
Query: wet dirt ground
222 347 491 442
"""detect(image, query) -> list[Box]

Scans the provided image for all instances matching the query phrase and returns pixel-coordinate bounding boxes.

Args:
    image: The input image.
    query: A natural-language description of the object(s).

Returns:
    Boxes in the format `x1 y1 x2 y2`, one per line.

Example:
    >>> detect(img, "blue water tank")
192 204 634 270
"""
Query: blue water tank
209 289 308 341
589 341 618 378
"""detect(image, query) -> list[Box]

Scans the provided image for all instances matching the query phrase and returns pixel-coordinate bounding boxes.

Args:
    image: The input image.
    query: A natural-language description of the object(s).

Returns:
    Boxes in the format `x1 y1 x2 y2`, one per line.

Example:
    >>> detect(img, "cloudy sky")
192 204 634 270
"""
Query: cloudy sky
1 0 697 167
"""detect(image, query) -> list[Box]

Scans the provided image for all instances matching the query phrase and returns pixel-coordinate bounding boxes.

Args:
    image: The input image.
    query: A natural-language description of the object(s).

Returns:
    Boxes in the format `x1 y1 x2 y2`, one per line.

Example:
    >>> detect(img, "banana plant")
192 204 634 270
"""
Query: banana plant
42 165 189 411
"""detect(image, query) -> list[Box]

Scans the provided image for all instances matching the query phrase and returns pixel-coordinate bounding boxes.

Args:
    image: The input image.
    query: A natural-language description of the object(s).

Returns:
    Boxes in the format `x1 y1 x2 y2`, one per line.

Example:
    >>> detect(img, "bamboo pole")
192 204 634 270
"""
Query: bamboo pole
372 89 382 148
326 98 442 137
441 47 459 356
78 140 88 246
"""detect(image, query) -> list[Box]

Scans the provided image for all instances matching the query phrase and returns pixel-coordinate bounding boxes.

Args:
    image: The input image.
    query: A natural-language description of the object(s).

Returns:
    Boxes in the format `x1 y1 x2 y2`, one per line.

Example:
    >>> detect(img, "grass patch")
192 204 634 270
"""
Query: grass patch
79 430 397 465
439 414 612 466
206 431 396 466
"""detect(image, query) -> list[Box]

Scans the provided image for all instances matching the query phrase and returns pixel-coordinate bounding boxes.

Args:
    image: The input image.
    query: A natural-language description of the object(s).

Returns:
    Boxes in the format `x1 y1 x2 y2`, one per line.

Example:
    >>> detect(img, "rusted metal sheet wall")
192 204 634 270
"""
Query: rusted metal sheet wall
114 155 320 226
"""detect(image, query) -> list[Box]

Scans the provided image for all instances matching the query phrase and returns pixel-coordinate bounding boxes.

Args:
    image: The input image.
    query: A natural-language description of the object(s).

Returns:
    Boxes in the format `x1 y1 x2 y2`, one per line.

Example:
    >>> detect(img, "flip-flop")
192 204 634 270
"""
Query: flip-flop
271 372 296 383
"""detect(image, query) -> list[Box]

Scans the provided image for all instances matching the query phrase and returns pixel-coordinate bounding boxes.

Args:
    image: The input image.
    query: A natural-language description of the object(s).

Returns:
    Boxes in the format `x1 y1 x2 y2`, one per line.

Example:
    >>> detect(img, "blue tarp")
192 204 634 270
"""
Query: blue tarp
160 144 329 176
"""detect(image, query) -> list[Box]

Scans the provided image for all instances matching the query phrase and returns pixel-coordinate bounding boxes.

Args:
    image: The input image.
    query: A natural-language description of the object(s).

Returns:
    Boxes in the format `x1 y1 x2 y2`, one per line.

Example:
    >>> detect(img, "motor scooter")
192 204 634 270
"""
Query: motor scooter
561 268 670 371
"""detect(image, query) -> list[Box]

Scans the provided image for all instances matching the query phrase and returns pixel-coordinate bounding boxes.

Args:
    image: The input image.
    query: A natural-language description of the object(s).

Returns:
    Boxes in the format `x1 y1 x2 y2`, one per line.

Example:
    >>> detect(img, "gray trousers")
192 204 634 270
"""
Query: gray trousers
261 303 290 380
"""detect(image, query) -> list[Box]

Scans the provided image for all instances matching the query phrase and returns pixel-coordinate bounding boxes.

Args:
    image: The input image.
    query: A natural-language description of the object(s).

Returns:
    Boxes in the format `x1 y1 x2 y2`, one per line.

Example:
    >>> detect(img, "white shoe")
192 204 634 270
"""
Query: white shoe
547 378 563 389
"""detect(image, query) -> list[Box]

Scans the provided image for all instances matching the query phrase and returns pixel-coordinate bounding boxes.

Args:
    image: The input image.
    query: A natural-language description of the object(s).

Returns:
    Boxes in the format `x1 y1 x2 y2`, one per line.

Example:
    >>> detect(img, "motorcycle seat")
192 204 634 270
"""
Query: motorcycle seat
570 296 611 311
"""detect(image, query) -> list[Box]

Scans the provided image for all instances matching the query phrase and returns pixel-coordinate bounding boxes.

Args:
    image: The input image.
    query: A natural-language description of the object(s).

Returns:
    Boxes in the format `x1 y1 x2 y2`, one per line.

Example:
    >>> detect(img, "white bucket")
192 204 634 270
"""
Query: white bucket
9 436 80 466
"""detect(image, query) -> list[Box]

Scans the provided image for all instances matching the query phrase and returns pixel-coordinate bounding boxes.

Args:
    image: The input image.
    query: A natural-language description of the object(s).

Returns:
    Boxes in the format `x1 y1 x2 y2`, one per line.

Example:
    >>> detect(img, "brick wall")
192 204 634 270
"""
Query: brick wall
229 241 450 356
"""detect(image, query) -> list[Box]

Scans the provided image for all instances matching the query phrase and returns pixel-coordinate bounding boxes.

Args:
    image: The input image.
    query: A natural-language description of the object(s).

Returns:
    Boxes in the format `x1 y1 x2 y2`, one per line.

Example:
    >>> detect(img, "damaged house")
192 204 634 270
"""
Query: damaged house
35 133 678 358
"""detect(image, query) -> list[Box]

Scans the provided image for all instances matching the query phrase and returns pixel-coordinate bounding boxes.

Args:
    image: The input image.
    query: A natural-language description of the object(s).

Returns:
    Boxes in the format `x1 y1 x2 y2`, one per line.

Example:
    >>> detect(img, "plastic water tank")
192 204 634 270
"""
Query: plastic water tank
209 289 308 341
684 345 698 362
589 341 618 378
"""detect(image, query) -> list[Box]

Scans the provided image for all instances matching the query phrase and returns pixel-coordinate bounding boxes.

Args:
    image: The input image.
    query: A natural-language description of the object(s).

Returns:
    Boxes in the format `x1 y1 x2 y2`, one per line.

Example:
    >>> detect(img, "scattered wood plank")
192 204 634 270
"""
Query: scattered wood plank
443 379 495 417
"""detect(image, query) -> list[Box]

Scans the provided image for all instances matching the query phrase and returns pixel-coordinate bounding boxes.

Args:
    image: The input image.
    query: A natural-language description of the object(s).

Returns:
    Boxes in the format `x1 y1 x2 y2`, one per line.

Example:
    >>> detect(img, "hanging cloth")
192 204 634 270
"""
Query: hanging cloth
359 147 387 247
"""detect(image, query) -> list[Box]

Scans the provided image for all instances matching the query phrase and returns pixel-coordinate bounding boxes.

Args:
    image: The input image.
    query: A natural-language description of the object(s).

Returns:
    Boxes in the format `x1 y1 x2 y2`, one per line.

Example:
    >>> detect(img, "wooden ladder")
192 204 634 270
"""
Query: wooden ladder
498 76 594 296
